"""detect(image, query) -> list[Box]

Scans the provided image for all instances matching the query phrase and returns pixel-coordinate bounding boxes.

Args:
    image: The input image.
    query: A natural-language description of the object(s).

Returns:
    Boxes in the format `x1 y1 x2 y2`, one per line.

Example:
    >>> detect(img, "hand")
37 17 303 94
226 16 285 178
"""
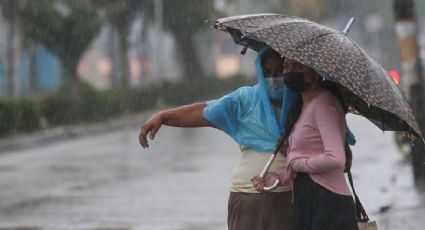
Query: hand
276 168 297 186
251 176 265 192
139 112 163 148
251 172 278 192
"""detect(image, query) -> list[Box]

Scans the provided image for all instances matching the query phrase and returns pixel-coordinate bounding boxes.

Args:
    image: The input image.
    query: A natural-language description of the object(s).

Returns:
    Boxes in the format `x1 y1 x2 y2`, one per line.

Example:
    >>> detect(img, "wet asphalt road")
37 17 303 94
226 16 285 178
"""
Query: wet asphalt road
0 114 424 230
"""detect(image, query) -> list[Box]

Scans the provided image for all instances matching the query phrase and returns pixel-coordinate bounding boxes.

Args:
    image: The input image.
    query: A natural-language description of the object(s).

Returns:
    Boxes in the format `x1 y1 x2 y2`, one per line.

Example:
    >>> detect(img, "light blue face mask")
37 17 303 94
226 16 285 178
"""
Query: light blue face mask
265 77 285 101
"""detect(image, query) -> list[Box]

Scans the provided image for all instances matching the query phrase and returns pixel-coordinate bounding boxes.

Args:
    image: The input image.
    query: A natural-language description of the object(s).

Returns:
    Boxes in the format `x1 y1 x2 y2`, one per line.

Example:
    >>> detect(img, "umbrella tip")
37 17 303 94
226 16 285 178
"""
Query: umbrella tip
240 46 248 55
342 17 355 35
204 19 217 24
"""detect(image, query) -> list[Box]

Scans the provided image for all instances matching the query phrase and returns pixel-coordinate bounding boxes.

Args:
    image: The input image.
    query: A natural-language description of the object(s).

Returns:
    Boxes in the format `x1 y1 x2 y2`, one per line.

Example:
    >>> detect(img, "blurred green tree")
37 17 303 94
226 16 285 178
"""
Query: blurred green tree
0 0 102 83
0 0 21 97
88 0 149 86
1 0 220 86
160 0 218 79
90 0 217 82
90 0 218 81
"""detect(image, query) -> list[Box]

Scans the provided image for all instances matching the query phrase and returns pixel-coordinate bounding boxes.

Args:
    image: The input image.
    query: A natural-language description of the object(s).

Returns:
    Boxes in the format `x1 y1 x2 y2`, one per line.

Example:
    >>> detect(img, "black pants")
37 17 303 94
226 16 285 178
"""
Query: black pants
293 173 358 230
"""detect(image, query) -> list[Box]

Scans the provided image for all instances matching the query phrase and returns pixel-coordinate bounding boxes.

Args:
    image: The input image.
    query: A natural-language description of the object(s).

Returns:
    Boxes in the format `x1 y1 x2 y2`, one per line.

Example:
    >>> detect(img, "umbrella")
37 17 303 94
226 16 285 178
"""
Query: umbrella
212 14 422 140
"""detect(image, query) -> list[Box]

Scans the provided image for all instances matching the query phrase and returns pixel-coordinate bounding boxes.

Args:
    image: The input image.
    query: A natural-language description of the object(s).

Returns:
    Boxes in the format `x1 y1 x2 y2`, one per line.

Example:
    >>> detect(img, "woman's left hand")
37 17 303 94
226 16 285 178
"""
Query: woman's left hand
251 176 265 191
251 172 278 192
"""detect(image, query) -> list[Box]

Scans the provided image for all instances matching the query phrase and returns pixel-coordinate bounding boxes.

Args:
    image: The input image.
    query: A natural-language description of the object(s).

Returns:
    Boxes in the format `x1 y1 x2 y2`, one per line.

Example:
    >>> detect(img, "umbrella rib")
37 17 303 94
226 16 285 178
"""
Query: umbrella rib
293 32 335 50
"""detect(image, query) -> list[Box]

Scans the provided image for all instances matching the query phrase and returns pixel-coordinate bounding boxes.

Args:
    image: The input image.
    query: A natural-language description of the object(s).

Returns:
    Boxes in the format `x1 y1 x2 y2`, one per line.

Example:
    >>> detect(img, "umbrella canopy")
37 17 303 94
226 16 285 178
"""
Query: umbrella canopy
213 14 422 140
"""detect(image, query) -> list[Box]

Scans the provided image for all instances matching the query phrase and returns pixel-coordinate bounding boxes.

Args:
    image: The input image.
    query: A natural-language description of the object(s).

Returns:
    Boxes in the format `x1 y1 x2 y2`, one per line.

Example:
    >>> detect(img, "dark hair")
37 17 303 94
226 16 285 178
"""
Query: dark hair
283 96 303 141
320 79 348 113
261 49 282 65
282 78 347 141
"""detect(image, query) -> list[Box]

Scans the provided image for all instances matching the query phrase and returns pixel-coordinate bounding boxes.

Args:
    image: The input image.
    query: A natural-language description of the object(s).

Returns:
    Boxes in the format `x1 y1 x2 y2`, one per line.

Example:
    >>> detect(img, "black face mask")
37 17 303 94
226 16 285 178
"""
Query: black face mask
283 72 311 92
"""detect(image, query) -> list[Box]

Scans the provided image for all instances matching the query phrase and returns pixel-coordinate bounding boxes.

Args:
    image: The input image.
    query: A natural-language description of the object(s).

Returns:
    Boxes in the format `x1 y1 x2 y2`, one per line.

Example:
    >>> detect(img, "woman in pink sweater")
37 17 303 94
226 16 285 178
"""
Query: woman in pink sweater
252 58 358 230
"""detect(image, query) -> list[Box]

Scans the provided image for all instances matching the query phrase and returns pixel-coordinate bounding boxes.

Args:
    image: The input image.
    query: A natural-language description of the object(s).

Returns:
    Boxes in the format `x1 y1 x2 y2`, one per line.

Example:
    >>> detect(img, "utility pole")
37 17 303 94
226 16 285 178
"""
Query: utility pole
394 0 425 190
153 0 164 80
5 4 18 98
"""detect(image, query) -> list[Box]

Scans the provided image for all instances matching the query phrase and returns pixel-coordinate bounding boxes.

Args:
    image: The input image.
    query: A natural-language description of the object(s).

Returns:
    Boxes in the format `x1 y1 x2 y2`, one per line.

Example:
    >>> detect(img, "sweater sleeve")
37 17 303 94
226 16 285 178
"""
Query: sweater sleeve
290 95 346 173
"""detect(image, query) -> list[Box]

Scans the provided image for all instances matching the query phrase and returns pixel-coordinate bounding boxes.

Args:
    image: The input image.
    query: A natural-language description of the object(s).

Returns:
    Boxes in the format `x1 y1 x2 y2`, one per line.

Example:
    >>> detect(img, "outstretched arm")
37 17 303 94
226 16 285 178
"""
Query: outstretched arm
139 102 212 148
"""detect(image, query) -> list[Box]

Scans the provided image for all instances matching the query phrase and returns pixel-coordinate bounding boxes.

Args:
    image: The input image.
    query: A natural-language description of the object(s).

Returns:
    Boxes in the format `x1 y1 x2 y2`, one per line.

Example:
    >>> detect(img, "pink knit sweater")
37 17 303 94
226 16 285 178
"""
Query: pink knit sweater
278 91 351 196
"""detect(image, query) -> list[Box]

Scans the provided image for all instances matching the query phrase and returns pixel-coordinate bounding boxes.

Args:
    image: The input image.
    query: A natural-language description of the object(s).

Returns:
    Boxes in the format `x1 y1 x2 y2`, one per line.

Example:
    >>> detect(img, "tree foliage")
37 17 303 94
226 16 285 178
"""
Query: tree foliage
160 0 218 79
0 0 102 82
88 0 153 85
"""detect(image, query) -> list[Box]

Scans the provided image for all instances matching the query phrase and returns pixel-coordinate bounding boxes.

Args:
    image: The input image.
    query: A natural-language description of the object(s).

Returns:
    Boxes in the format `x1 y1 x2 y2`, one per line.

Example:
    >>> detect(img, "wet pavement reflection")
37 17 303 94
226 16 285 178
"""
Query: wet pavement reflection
0 115 423 230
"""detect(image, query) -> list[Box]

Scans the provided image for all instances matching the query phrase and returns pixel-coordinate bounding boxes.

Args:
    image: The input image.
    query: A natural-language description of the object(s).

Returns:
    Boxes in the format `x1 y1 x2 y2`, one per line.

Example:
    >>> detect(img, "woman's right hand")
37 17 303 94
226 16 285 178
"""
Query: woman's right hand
139 112 163 148
138 103 210 149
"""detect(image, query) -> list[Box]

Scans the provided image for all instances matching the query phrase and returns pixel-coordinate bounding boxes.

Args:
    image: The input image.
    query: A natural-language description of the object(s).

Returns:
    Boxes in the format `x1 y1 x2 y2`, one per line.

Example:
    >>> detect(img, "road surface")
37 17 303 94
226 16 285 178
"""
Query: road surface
0 114 423 230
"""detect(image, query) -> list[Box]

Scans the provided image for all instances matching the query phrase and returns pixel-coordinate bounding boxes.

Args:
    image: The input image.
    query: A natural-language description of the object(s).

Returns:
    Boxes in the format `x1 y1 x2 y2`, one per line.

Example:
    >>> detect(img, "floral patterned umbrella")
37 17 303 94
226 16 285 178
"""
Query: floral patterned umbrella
213 14 422 140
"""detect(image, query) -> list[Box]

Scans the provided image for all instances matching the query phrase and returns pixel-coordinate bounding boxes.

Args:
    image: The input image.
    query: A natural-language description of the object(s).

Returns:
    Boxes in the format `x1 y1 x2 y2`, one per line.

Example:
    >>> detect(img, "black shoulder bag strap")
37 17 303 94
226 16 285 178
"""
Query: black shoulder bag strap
347 170 370 222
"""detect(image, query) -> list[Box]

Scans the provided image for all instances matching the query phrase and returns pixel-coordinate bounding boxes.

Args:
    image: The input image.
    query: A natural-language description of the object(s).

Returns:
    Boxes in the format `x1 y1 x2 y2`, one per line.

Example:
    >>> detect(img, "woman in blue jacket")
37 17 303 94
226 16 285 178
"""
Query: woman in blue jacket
139 47 296 230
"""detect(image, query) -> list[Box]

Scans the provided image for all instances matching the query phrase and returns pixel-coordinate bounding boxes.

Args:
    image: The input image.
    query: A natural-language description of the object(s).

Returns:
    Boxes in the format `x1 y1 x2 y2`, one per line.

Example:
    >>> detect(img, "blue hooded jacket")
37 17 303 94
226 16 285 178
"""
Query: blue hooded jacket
203 47 297 152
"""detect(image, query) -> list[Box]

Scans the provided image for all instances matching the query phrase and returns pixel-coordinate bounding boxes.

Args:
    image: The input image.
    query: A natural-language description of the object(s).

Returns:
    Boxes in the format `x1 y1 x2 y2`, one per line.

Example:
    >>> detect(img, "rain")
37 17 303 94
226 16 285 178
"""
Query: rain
0 0 424 229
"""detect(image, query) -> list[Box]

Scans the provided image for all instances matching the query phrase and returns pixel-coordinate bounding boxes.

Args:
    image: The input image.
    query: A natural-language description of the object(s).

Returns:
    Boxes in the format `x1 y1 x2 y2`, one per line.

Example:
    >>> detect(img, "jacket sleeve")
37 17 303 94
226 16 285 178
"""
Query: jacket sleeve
202 89 242 136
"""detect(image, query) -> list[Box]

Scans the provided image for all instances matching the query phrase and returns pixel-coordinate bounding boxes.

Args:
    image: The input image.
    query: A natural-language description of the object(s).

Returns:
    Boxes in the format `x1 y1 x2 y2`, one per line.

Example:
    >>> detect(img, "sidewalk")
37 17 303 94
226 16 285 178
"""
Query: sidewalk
347 114 425 230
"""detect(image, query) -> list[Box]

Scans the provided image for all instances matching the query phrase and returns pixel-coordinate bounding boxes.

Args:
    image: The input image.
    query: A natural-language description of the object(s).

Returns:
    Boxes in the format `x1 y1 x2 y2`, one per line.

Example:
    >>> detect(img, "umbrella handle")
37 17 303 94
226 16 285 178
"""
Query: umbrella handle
259 153 280 192
259 138 285 192
260 153 276 177
264 178 280 191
